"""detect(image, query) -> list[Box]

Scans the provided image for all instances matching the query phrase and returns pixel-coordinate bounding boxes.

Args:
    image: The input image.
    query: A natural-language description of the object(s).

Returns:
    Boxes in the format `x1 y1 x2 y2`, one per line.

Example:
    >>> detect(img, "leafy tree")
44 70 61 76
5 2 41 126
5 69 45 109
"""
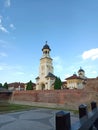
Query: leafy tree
26 80 33 90
3 82 8 89
54 77 62 90
0 83 2 88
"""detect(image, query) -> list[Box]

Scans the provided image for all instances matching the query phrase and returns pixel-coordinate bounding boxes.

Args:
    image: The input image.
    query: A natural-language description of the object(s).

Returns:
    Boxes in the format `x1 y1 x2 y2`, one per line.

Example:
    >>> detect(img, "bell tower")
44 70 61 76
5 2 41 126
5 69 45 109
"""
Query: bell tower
36 41 55 90
42 41 51 58
78 67 85 78
39 41 53 78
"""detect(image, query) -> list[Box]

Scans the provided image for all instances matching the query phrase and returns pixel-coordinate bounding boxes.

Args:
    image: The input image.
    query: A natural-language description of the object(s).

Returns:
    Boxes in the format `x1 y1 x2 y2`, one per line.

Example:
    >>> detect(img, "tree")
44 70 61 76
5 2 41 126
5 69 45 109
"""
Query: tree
54 77 62 90
0 83 2 88
26 80 33 90
3 82 8 89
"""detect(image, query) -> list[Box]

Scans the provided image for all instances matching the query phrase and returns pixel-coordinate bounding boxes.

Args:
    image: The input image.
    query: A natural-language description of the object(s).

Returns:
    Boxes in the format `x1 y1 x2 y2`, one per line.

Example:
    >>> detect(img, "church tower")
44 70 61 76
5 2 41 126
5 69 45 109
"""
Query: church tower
36 41 55 90
78 67 86 79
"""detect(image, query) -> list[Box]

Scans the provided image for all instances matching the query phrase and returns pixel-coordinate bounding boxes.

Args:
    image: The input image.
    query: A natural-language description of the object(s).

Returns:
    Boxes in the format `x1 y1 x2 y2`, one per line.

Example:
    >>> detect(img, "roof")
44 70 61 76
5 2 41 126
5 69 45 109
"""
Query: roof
42 42 51 51
8 82 36 88
0 87 8 92
35 76 40 79
62 81 67 84
45 72 56 78
8 82 25 88
78 67 85 72
66 74 82 80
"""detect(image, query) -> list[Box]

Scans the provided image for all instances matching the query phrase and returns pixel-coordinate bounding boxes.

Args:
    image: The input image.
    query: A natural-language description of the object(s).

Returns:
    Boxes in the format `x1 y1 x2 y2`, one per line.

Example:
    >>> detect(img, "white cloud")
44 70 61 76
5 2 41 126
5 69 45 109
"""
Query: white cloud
10 24 16 30
5 0 11 7
0 24 9 33
0 16 9 33
82 48 98 60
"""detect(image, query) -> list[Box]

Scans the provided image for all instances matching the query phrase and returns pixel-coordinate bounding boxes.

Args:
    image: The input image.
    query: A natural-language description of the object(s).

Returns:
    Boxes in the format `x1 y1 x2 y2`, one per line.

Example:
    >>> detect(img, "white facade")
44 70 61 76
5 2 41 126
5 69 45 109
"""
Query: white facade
66 68 87 89
67 80 83 89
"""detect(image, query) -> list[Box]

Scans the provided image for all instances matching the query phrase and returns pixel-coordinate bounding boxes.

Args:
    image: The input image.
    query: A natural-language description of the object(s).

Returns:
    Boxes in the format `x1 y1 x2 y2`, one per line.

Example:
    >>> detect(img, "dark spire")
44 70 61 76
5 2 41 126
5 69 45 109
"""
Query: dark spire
78 67 85 72
42 41 51 51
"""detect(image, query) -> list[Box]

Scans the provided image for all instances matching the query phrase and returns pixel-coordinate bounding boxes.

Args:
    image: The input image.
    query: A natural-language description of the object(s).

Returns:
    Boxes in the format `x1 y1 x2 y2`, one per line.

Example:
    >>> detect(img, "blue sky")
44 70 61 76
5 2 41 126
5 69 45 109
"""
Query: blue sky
0 0 98 84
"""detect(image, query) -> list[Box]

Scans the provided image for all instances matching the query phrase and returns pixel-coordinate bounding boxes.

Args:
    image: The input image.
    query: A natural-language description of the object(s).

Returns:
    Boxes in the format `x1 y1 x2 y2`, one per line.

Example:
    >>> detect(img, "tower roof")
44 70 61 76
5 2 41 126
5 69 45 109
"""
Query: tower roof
78 67 85 73
42 41 51 51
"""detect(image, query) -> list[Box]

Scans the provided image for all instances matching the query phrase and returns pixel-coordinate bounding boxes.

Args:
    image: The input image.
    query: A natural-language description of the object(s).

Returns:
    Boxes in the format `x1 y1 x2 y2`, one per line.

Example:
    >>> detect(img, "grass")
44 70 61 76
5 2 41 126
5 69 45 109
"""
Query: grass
0 103 34 113
0 102 79 115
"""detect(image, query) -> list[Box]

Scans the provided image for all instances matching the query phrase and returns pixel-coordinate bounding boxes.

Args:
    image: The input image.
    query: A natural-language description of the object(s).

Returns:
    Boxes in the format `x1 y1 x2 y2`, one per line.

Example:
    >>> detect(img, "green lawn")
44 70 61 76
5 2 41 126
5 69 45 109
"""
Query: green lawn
0 102 78 115
0 103 34 113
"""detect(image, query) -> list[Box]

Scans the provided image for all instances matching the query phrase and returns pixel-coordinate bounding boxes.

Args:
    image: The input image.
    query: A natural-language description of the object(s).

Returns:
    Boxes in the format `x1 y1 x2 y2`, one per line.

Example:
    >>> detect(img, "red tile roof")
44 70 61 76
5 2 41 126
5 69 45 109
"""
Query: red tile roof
66 74 82 80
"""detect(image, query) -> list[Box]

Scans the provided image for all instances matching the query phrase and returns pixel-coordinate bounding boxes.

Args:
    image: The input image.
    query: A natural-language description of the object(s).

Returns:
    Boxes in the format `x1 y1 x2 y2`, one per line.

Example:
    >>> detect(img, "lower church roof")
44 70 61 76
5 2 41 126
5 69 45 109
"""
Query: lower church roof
45 72 56 78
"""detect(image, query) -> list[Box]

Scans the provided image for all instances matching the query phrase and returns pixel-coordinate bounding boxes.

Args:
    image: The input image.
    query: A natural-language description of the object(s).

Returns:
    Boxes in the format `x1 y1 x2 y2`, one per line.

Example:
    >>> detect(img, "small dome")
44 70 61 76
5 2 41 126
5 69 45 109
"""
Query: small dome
42 42 51 51
78 67 85 72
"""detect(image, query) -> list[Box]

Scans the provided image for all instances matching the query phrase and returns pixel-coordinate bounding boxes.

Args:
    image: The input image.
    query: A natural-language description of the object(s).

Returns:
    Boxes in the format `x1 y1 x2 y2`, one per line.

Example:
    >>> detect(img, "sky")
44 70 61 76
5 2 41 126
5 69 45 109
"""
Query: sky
0 0 98 84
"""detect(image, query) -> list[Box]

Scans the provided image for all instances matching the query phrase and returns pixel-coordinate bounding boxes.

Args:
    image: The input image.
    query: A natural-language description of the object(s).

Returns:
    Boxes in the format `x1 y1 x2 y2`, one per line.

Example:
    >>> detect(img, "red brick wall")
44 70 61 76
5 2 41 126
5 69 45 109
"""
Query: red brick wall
0 92 12 101
11 89 98 109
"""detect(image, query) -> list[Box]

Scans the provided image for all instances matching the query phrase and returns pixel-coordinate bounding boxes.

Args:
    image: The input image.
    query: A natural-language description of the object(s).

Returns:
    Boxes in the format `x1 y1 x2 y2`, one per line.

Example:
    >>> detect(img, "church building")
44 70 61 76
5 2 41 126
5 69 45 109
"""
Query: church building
36 42 56 90
65 68 87 89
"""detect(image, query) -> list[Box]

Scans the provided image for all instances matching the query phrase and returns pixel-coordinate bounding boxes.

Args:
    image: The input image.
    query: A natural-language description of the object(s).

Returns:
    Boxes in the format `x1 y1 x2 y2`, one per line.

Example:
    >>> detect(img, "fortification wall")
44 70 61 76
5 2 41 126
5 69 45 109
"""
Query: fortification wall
10 89 98 110
0 92 12 102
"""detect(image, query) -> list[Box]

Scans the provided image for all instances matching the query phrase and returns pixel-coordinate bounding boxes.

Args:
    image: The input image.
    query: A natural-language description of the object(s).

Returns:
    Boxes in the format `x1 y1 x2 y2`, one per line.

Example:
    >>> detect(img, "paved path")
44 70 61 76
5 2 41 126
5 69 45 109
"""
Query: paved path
0 108 78 130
